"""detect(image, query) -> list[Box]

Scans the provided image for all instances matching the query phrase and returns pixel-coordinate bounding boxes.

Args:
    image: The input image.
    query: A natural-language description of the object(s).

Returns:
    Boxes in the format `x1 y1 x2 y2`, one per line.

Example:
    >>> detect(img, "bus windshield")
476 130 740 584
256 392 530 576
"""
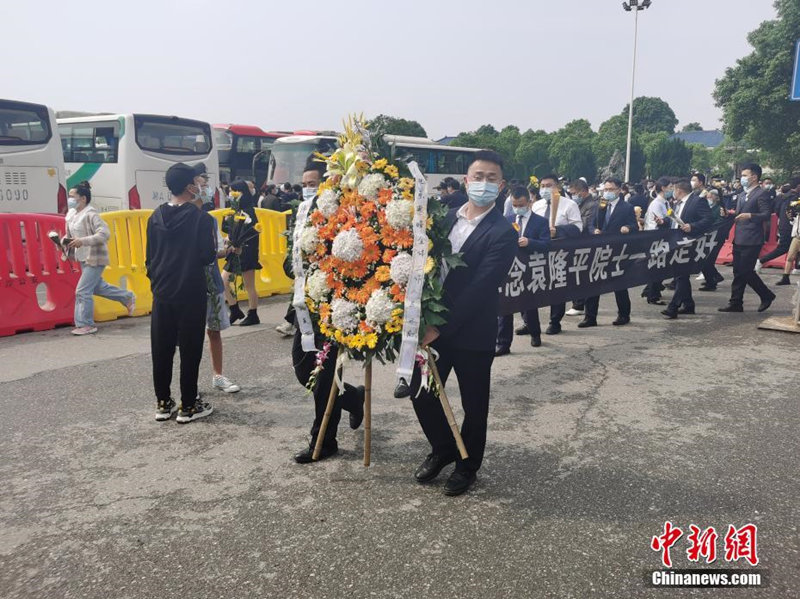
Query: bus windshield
134 115 212 156
268 139 337 185
0 100 52 146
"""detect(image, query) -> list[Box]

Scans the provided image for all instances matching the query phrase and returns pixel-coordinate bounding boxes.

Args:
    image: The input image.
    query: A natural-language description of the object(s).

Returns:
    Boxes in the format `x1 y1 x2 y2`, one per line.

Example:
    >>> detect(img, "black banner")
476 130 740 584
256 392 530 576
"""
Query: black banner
499 227 726 315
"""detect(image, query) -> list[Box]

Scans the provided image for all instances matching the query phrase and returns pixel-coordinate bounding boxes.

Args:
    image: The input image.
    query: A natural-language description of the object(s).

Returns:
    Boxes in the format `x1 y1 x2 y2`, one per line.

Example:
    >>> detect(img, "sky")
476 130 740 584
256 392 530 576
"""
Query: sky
3 0 778 139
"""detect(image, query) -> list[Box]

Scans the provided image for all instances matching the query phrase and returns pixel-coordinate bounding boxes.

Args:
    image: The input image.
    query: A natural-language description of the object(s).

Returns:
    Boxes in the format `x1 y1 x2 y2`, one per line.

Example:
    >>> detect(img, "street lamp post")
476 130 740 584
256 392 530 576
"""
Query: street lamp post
622 0 651 183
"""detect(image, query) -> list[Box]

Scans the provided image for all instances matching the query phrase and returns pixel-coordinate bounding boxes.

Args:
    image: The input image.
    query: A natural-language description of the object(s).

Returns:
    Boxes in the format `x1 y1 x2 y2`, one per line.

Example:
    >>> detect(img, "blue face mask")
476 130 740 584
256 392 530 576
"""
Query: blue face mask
740 176 750 189
603 191 617 202
67 197 78 210
199 185 213 202
540 187 553 202
512 206 530 217
467 181 499 207
664 190 674 200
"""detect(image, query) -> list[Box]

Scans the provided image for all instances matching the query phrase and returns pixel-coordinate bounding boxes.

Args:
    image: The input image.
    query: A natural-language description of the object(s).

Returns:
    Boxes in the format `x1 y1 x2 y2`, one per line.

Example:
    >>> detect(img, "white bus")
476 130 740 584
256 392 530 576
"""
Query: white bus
0 99 67 214
57 114 221 212
266 134 479 189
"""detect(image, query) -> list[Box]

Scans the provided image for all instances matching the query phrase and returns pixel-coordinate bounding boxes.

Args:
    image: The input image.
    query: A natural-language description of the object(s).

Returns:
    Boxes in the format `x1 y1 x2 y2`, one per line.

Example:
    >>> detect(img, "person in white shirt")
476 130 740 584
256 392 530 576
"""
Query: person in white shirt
531 174 582 336
642 177 673 305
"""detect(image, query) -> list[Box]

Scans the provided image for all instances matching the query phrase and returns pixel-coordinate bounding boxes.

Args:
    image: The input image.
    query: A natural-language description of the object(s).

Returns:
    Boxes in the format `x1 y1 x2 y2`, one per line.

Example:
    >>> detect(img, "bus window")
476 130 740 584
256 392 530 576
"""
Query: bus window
0 103 51 145
134 116 212 156
437 150 470 175
59 122 119 163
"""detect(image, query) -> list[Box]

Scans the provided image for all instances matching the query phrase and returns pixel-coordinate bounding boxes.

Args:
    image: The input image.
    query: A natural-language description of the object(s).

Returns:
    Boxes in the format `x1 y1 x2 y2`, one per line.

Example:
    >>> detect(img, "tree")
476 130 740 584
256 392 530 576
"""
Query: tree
621 96 678 135
647 138 692 179
639 131 670 178
709 137 763 180
714 0 800 175
548 119 596 180
689 143 712 174
682 122 704 132
367 114 427 138
515 129 554 179
593 114 645 181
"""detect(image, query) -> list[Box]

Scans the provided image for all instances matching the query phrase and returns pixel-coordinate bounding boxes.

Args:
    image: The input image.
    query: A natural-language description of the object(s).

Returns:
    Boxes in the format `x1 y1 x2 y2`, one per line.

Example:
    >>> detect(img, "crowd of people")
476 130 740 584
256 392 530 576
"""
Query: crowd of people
63 151 796 496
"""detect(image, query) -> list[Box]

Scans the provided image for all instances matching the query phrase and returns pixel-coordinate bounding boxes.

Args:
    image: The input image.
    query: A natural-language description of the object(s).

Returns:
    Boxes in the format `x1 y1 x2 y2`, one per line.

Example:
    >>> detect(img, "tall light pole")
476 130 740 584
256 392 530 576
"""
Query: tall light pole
622 0 651 183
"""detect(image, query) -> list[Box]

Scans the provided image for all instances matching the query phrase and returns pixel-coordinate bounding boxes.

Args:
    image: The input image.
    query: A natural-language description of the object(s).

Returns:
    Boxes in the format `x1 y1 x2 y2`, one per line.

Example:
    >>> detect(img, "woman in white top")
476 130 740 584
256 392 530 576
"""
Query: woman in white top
64 181 135 335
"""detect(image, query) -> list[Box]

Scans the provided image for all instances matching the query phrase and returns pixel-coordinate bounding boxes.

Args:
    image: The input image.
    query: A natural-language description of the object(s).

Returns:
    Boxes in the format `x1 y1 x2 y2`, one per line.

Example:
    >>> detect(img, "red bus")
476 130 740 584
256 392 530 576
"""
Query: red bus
212 124 287 189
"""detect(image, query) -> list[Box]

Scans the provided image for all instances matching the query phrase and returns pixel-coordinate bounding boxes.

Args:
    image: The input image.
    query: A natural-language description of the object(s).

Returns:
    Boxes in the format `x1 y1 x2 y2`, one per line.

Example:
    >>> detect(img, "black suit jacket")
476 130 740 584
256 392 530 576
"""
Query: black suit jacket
678 194 714 236
733 186 772 246
590 199 638 234
508 212 550 254
438 207 518 351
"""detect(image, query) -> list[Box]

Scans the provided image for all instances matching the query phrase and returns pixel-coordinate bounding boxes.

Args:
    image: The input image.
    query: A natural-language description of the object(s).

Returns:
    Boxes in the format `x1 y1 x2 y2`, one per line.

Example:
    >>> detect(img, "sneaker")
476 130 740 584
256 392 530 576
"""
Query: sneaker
792 269 800 276
755 260 763 274
176 398 213 424
213 374 241 393
71 326 98 336
155 398 178 421
695 273 705 282
275 321 296 337
126 295 136 317
565 308 584 316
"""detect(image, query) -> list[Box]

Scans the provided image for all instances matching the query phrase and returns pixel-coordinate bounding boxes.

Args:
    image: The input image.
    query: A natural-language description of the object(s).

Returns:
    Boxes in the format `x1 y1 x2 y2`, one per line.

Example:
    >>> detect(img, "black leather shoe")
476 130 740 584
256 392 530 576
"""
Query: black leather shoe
531 335 541 347
443 470 477 496
718 304 743 313
677 306 695 315
758 294 776 313
414 453 456 483
698 285 717 292
647 298 666 305
514 325 529 336
715 274 725 284
776 275 791 286
661 309 678 320
612 316 630 326
229 303 245 324
495 346 510 357
349 386 365 430
294 445 338 464
577 318 597 328
545 324 561 335
239 309 260 326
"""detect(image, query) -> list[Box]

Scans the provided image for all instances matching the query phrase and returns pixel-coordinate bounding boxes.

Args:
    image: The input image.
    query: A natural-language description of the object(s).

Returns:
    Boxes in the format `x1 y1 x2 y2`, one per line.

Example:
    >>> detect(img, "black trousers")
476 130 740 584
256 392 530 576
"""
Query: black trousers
410 341 494 474
571 299 585 311
584 290 631 320
549 303 566 326
759 236 792 264
151 299 207 408
668 275 694 312
496 310 540 348
291 328 361 450
730 244 772 306
701 221 733 285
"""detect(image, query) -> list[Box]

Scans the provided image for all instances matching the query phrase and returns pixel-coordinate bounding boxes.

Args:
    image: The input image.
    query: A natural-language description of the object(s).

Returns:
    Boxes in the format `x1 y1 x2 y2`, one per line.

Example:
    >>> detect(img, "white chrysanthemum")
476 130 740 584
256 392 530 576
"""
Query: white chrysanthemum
299 226 319 254
317 189 339 217
386 199 413 230
331 298 360 333
331 228 363 262
357 173 388 200
365 288 395 327
306 269 330 303
389 252 413 286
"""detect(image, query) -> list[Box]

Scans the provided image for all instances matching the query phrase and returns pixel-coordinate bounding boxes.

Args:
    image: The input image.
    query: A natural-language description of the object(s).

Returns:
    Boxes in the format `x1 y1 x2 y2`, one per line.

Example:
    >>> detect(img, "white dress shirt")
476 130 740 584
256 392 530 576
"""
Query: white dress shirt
448 203 493 253
531 196 583 232
513 210 531 237
644 195 668 231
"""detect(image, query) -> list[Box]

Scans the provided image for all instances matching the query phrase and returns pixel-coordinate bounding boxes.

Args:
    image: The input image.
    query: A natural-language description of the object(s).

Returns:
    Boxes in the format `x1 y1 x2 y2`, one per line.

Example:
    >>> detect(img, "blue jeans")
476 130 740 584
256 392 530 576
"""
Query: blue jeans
74 264 134 327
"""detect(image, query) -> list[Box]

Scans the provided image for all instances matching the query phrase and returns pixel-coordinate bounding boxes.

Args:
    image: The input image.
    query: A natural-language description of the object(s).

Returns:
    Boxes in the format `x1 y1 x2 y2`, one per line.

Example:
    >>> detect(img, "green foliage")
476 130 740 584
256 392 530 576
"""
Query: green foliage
367 114 427 138
647 138 692 179
709 137 763 180
621 96 678 135
515 129 554 178
593 114 646 181
549 119 596 180
689 143 712 174
682 122 704 132
714 0 800 174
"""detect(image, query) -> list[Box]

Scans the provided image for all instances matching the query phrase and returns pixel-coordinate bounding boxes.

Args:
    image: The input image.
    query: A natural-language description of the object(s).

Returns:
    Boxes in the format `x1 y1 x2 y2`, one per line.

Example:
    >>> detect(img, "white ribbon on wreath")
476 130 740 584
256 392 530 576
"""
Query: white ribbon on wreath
292 199 318 353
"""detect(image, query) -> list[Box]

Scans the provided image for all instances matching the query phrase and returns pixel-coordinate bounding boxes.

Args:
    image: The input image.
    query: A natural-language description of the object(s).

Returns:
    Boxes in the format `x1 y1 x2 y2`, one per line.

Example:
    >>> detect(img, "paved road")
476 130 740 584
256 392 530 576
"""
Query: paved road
1 268 798 598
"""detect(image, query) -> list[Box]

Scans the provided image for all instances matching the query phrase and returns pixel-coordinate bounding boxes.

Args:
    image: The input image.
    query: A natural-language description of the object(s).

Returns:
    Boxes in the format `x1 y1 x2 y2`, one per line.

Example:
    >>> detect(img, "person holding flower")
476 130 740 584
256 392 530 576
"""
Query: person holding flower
222 179 262 326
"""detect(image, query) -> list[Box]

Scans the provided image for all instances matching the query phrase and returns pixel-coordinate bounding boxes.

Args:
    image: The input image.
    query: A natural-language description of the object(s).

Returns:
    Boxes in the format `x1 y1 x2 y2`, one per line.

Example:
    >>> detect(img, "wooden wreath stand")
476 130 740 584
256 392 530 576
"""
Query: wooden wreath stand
312 347 468 466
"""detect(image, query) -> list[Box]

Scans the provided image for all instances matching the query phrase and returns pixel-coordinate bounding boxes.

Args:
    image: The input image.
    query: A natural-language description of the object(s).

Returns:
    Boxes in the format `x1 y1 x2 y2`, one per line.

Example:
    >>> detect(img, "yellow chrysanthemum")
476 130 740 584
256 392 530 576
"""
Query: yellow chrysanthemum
398 178 414 191
424 256 435 274
365 333 378 349
254 223 263 233
234 215 247 222
384 165 399 178
426 216 433 230
373 158 388 170
306 298 317 313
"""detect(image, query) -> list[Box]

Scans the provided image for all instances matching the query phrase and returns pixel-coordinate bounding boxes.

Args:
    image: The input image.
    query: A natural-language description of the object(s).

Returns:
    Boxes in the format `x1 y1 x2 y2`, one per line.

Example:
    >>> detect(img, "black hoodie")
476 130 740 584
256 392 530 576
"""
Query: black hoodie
146 202 217 304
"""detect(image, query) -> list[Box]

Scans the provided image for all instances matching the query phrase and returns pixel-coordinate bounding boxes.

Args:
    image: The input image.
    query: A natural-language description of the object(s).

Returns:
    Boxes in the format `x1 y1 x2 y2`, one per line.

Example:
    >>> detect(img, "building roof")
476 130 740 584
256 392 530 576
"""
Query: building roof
669 129 724 148
435 136 457 145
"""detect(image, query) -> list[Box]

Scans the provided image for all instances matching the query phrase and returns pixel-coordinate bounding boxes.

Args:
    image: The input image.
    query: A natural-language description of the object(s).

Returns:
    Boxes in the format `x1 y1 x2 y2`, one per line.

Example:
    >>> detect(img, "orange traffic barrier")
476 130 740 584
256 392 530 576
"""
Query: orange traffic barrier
715 223 735 266
94 210 153 322
0 213 81 337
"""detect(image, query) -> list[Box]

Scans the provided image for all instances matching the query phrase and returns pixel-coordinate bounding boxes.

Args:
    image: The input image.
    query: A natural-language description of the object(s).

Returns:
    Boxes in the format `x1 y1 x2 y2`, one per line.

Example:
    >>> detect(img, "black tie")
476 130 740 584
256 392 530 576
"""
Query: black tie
516 214 524 236
544 200 551 221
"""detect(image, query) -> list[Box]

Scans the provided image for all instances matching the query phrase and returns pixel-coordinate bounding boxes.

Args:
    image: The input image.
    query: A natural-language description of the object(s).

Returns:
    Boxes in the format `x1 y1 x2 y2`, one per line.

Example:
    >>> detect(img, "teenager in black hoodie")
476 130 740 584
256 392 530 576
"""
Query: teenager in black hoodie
147 163 217 423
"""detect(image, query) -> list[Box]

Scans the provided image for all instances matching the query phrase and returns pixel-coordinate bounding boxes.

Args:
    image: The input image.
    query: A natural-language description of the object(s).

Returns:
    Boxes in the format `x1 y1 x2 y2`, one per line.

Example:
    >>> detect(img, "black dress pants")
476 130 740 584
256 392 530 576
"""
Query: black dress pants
584 290 631 321
496 310 540 348
410 340 495 474
729 244 772 306
292 328 361 450
151 299 207 408
667 275 694 312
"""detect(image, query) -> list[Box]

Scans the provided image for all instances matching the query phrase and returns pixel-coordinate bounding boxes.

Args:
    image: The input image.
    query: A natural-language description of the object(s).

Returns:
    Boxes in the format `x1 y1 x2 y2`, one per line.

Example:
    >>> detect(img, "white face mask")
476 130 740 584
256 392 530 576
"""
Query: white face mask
302 187 318 201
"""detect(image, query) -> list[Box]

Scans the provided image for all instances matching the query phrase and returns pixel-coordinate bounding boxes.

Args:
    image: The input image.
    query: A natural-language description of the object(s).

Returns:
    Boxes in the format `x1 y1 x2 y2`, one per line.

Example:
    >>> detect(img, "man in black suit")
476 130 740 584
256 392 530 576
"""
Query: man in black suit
440 177 468 210
719 163 776 313
495 185 551 354
578 177 639 328
662 179 713 319
412 150 518 496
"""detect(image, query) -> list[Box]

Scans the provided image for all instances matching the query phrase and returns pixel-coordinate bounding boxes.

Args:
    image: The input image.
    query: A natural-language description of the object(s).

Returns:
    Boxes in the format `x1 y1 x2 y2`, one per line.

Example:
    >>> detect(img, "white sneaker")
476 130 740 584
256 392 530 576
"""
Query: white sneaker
565 308 584 316
126 295 136 317
792 269 800 276
275 322 296 337
71 326 98 336
695 273 705 282
755 260 763 273
213 374 241 393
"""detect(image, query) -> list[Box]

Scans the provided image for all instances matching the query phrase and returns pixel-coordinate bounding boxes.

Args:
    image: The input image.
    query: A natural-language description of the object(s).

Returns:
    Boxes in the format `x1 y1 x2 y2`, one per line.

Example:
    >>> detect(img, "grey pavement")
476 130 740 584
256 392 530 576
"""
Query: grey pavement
1 267 798 598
